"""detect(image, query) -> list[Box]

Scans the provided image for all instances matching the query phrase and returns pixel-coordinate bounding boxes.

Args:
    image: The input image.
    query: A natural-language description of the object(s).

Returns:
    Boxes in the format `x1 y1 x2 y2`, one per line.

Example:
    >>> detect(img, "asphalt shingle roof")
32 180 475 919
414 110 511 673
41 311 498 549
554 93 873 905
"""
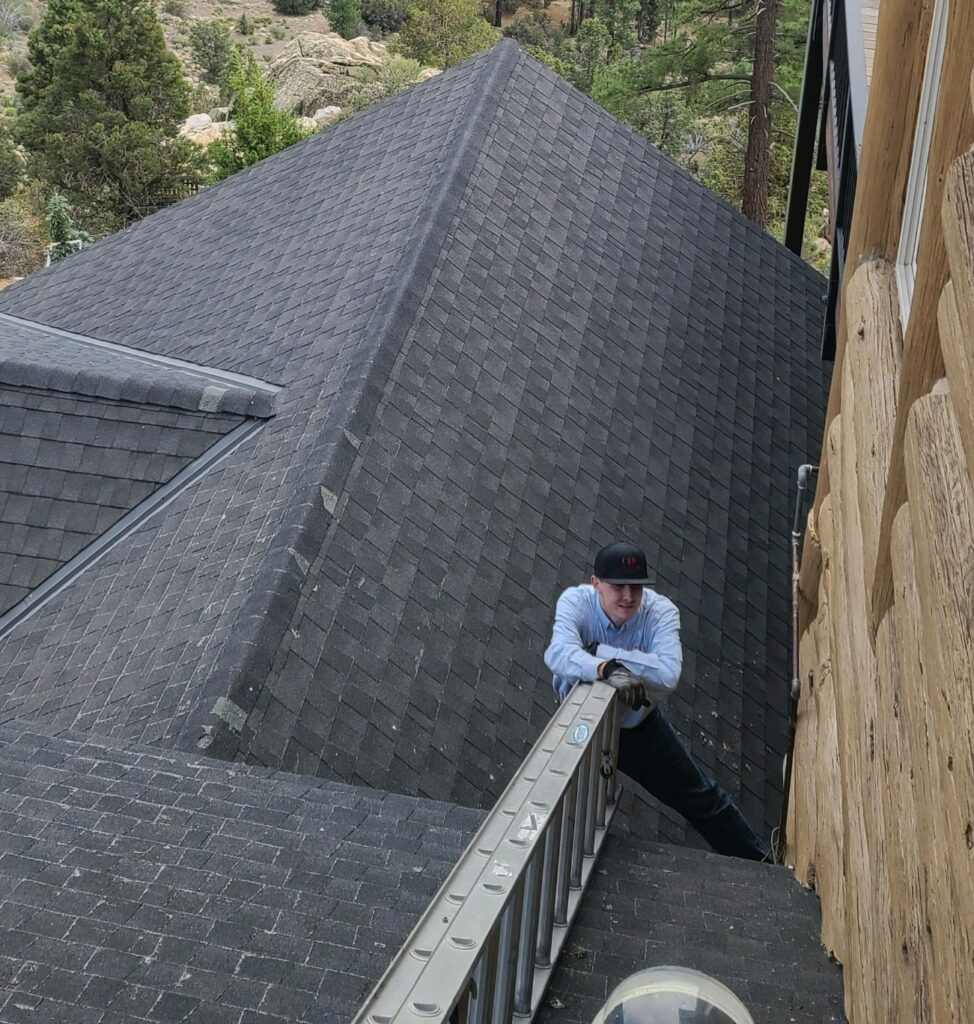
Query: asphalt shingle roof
0 40 839 1023
0 41 828 839
0 723 483 1023
0 384 245 620
537 836 846 1024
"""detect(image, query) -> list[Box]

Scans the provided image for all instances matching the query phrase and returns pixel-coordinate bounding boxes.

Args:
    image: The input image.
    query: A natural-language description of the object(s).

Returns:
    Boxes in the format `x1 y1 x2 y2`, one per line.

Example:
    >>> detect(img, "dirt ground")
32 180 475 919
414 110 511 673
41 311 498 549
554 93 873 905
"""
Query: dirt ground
502 0 572 28
179 1 331 64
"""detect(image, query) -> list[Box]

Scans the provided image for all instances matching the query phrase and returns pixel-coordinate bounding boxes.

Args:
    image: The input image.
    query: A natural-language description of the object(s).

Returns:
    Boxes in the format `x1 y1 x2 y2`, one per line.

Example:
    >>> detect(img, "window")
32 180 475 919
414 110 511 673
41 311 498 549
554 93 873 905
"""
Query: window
895 0 950 328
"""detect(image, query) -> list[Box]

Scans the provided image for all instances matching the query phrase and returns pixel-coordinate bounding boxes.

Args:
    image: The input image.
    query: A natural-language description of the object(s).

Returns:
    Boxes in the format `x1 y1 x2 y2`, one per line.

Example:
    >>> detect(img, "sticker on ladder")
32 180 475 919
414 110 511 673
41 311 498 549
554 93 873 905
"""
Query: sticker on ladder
517 813 542 842
570 723 590 744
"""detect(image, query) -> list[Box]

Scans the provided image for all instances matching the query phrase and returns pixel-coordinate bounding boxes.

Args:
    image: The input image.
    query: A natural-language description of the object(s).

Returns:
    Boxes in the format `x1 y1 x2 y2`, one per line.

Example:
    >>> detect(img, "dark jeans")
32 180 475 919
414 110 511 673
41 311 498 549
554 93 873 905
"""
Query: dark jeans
618 708 770 861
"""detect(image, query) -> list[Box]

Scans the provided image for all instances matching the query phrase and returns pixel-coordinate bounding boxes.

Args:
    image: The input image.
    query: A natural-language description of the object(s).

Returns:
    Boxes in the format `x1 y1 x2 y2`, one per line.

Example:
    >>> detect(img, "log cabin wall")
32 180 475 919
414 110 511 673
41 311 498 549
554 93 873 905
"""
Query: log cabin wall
785 0 974 1020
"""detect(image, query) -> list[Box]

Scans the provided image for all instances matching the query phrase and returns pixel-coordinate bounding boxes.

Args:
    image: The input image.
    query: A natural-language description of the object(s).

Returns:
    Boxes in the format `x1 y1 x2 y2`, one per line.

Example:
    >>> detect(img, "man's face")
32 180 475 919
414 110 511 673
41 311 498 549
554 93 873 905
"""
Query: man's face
592 577 643 627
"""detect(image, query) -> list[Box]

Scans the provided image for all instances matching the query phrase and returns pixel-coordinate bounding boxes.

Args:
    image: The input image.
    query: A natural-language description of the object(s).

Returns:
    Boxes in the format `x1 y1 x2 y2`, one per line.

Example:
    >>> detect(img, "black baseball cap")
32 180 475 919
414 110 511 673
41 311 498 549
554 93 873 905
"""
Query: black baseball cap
593 542 653 585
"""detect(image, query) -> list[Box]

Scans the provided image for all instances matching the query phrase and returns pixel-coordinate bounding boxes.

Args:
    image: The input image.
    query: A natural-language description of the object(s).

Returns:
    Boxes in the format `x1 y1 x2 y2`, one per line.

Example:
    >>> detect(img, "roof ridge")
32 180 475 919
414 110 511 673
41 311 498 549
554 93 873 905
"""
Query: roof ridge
0 312 278 417
174 43 522 760
0 311 281 394
340 40 521 443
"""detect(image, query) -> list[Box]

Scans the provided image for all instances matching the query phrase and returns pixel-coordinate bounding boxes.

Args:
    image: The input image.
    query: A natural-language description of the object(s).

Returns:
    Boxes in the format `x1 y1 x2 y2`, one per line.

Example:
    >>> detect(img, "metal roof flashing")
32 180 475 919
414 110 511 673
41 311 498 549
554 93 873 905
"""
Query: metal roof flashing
0 312 280 418
0 417 264 641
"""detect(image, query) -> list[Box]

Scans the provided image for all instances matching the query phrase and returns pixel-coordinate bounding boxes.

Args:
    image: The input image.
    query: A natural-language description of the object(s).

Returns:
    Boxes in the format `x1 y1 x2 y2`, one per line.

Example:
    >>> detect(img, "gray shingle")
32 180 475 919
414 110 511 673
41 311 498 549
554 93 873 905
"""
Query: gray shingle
0 42 828 849
535 835 846 1024
0 384 245 618
0 722 483 1024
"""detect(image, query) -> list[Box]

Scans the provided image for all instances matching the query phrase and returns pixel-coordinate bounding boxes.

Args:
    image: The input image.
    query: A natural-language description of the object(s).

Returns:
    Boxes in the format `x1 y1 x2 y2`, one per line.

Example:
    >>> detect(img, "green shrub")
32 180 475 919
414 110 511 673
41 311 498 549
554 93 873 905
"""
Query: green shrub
398 0 498 68
329 0 361 38
44 193 93 264
209 49 308 180
503 11 565 50
342 54 419 115
237 12 254 34
189 20 234 84
271 0 322 13
189 80 219 113
360 0 410 33
5 47 29 80
161 0 188 15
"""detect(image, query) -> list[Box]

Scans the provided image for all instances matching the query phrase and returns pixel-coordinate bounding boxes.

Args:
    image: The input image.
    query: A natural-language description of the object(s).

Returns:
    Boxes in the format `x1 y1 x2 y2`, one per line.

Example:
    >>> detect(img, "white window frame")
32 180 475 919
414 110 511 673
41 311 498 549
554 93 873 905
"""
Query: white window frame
895 0 950 329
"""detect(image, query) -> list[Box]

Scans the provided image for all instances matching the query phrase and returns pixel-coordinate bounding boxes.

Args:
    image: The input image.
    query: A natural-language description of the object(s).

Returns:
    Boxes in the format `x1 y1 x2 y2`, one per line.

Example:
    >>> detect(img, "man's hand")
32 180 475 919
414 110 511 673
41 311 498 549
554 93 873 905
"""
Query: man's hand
599 660 647 709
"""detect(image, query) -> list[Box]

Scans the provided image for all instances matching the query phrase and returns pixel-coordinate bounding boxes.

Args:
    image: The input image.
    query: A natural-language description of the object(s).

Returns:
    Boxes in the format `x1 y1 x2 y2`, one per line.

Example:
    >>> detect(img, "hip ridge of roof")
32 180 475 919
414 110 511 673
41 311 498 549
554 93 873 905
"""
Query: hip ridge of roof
174 43 524 764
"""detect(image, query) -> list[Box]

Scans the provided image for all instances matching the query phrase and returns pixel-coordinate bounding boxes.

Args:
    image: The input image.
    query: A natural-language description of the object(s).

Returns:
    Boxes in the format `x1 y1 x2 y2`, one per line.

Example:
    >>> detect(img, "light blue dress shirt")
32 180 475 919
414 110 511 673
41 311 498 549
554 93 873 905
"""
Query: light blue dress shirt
543 584 683 728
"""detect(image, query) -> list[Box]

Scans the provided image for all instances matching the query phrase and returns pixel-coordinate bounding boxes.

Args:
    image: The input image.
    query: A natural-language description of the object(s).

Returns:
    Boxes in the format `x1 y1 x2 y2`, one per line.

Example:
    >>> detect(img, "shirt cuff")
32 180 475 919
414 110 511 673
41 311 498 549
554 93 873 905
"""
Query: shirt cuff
583 653 605 681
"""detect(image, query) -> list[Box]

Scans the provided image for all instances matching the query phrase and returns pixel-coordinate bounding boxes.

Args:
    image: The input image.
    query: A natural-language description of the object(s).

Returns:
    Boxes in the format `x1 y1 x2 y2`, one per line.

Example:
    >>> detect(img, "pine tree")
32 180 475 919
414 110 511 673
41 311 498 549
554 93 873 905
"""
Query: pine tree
190 19 234 83
16 0 83 105
329 0 361 39
208 49 308 182
44 193 93 265
15 0 201 232
398 0 498 69
741 0 778 226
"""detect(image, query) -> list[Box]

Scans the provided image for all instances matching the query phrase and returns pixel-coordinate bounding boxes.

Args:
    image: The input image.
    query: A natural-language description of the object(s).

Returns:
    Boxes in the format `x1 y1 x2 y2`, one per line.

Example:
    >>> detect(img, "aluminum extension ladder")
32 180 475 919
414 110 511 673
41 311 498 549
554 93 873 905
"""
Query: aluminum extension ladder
354 681 623 1024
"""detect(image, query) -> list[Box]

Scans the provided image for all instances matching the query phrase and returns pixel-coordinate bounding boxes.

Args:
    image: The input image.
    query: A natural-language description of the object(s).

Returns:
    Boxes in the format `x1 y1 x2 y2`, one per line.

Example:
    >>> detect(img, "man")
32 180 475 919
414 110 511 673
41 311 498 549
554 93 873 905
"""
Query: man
544 540 770 861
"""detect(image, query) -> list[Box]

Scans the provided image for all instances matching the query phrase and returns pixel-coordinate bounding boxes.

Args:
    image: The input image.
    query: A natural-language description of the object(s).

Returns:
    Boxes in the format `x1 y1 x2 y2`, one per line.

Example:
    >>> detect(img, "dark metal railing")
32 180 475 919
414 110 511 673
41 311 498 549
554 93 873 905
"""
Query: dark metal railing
785 0 868 359
820 0 867 358
134 181 202 219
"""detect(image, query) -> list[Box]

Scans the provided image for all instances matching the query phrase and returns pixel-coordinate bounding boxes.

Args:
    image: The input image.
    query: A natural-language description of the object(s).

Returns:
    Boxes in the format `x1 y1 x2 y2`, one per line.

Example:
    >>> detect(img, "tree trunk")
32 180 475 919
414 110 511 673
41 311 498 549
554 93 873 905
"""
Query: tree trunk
494 0 502 28
741 0 777 226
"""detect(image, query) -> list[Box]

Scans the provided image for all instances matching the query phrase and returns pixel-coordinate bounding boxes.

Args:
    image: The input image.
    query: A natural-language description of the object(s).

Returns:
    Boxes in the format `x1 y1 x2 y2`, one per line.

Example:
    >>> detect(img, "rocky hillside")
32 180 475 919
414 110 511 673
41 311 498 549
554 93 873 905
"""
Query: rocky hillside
181 31 439 145
0 1 331 100
1 2 438 143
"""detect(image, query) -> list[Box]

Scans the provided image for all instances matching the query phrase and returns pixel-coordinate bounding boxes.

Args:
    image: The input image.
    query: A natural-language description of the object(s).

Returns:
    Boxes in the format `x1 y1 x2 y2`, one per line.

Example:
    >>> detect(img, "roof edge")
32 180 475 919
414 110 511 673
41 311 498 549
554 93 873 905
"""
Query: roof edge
0 311 280 417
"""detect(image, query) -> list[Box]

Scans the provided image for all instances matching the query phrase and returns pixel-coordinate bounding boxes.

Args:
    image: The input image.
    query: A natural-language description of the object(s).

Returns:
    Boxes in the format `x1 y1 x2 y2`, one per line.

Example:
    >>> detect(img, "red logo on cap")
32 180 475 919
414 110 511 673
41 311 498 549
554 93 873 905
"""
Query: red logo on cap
623 556 637 566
